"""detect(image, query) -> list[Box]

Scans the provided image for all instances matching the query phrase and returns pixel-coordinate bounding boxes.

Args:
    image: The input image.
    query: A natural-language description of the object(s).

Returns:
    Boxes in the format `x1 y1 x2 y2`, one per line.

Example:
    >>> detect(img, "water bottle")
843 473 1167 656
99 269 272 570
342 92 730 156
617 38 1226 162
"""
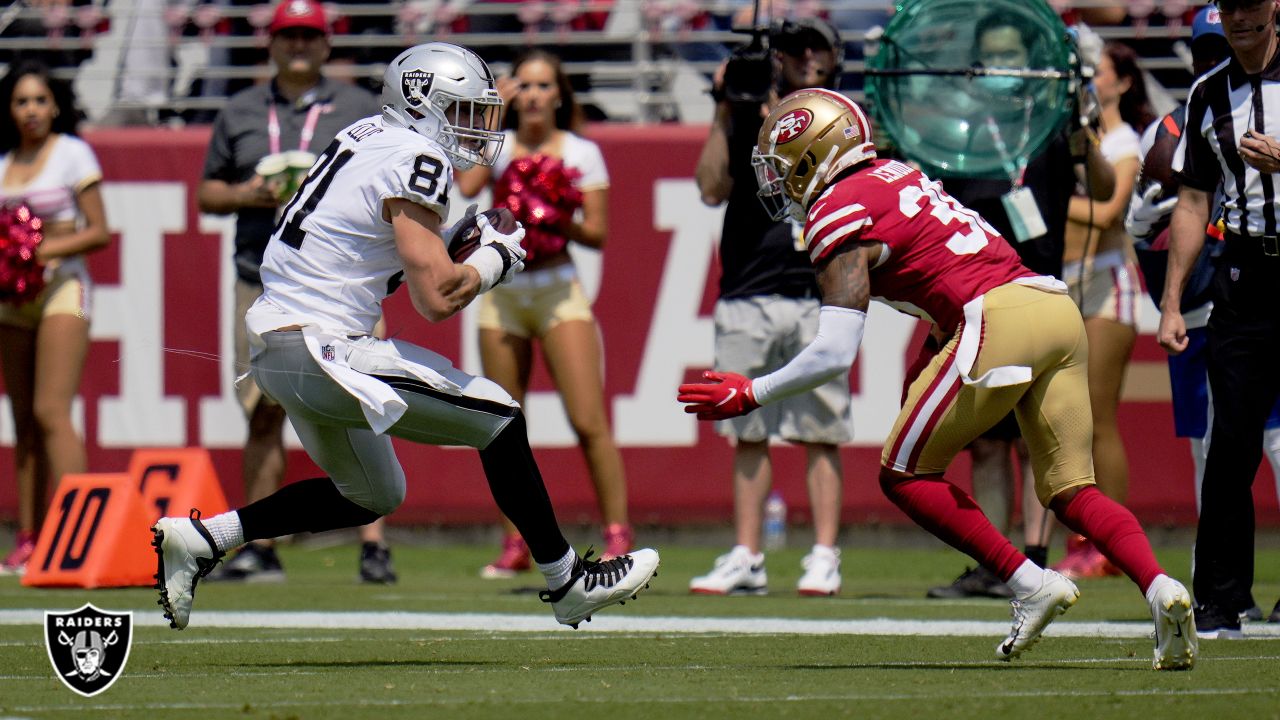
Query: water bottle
763 492 787 551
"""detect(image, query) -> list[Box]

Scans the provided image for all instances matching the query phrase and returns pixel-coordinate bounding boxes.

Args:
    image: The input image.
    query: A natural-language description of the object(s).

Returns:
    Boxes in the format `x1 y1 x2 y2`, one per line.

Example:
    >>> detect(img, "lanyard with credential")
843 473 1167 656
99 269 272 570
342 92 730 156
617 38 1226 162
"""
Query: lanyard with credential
267 102 324 156
984 106 1032 189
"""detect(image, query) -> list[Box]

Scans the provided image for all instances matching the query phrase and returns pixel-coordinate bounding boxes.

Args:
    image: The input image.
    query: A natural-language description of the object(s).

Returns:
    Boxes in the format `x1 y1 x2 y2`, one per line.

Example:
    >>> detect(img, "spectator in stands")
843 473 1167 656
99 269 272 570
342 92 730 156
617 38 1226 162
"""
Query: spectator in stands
455 48 633 577
196 0 392 584
1160 0 1280 634
0 61 109 574
1125 4 1280 624
687 18 851 597
465 1 527 65
924 11 1116 599
0 0 95 71
1053 40 1153 579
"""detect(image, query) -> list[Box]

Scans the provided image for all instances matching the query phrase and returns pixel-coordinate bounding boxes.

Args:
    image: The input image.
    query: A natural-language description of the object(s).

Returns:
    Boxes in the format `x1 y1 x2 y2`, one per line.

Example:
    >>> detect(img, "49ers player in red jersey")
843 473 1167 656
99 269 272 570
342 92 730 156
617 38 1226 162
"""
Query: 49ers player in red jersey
677 88 1198 670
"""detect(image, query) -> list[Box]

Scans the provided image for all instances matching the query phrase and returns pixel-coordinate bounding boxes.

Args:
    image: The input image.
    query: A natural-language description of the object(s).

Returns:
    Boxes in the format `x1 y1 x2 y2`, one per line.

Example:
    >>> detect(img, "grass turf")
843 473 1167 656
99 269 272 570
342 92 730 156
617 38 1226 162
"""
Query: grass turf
0 544 1277 719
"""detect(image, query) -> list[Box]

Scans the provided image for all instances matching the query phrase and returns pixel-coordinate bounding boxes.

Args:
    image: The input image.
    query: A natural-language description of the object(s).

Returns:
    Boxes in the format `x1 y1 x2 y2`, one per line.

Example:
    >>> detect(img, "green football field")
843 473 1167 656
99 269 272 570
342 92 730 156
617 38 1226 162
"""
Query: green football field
1 542 1278 720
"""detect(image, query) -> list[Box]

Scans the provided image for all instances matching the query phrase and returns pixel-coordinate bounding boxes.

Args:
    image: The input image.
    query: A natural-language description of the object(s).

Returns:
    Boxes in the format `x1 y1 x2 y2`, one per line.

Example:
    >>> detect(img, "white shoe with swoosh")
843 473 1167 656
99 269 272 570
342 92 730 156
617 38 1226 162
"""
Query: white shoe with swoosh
995 569 1079 661
1149 575 1198 670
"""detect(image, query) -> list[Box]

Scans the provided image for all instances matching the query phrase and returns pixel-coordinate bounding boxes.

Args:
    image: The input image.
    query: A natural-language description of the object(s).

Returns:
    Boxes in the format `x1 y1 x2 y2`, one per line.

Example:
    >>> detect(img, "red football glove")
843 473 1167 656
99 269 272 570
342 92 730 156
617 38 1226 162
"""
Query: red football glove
677 371 760 420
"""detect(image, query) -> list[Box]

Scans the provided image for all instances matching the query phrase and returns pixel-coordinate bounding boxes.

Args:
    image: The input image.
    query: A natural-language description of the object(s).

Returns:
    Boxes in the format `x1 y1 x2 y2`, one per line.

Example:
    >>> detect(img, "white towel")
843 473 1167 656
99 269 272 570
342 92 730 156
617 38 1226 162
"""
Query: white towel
954 277 1067 389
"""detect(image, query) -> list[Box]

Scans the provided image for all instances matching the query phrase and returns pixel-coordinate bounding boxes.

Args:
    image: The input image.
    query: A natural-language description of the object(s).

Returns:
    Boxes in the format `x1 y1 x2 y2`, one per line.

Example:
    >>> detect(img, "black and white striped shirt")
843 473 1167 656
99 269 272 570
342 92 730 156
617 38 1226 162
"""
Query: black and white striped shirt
1174 50 1280 237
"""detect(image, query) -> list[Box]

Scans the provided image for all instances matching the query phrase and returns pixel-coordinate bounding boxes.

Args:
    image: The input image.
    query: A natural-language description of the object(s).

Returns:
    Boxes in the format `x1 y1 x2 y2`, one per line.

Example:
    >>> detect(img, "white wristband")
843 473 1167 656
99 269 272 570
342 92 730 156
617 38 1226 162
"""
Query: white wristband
752 305 866 405
464 245 505 293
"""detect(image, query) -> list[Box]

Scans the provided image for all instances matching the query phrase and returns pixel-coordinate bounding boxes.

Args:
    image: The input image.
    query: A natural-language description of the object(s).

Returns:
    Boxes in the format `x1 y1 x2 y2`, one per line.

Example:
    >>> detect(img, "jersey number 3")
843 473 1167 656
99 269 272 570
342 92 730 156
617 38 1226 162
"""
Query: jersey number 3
898 177 999 255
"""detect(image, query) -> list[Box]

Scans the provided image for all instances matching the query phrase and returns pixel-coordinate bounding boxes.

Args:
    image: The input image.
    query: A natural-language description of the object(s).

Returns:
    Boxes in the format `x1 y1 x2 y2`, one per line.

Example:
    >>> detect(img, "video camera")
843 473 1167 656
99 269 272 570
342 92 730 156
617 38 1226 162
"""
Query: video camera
717 17 840 106
717 24 773 106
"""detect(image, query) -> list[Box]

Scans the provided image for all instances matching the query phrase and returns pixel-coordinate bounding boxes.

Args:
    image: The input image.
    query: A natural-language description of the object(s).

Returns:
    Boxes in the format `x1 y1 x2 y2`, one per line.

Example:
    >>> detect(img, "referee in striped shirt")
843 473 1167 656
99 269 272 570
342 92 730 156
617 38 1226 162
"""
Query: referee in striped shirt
1162 0 1280 636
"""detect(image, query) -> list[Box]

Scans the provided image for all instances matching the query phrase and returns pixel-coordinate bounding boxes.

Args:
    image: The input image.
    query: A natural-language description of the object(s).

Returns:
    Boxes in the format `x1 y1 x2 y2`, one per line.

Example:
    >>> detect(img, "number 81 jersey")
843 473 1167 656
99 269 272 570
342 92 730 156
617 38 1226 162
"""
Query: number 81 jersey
255 115 453 336
805 159 1034 334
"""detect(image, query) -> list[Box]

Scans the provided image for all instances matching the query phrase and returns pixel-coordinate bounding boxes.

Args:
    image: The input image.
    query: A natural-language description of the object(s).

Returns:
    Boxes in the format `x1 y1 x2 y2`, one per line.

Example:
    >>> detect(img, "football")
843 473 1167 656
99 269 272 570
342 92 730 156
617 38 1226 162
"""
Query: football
447 207 520 261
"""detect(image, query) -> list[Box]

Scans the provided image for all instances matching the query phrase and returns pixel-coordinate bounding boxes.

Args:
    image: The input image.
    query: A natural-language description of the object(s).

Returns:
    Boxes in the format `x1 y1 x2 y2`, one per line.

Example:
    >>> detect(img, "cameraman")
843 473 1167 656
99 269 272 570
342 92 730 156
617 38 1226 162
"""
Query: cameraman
689 18 853 597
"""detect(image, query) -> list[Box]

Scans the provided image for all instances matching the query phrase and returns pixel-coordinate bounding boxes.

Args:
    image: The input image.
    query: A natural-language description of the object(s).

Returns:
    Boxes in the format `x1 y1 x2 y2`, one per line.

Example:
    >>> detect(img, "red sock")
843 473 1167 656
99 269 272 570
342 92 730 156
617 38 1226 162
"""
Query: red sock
1054 486 1163 593
880 475 1025 581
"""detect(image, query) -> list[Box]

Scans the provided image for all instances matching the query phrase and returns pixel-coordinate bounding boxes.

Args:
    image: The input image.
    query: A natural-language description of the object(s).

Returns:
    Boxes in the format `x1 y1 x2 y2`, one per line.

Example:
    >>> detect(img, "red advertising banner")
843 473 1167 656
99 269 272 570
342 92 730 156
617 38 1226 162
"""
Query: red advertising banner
0 125 1276 528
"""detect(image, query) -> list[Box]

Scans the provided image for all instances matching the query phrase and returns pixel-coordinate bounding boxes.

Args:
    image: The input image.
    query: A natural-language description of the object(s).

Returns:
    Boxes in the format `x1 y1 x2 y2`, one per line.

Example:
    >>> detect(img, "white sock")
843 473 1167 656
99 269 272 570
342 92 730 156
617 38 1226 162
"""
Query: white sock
537 548 577 591
1006 559 1047 599
1144 573 1173 605
202 511 244 553
809 544 839 559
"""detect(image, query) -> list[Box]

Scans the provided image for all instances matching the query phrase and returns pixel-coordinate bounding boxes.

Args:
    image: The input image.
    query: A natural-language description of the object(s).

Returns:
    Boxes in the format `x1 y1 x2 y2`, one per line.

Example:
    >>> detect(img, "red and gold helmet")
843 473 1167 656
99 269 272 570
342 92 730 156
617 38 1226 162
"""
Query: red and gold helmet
752 88 876 220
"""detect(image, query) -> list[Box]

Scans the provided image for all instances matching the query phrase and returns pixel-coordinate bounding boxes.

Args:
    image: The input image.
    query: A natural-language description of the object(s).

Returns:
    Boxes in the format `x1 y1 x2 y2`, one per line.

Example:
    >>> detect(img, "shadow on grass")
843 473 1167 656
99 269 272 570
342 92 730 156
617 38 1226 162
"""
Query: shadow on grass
788 662 1147 673
238 659 504 669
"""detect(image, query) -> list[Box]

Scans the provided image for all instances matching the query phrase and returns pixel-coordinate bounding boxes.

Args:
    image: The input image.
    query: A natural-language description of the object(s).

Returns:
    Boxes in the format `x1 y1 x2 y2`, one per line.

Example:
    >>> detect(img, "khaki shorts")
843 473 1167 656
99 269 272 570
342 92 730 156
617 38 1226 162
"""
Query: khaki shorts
714 295 853 445
882 284 1096 506
1064 252 1139 326
0 272 90 329
476 265 595 339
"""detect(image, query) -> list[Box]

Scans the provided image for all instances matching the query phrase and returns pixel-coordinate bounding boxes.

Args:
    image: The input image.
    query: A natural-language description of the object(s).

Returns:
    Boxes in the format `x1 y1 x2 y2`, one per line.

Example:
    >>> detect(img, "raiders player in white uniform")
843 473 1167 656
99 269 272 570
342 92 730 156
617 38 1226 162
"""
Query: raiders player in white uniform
151 42 659 632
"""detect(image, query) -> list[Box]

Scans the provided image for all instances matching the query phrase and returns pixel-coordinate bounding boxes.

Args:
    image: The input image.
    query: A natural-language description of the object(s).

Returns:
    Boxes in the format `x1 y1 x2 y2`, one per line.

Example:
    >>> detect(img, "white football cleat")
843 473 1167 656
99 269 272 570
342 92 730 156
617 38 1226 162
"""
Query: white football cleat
689 546 767 596
540 549 659 628
1149 575 1198 670
151 511 225 630
797 545 841 596
996 569 1079 660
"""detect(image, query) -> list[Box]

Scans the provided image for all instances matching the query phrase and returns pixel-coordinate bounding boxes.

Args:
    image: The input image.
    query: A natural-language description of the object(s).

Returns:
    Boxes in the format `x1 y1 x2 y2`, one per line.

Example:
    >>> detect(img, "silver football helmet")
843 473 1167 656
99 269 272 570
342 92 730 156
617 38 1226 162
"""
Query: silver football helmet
382 42 504 169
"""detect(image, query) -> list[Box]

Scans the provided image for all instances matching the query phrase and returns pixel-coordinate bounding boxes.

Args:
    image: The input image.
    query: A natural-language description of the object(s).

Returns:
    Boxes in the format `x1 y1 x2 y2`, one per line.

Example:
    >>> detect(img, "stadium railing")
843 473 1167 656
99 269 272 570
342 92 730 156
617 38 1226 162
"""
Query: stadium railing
0 0 1199 125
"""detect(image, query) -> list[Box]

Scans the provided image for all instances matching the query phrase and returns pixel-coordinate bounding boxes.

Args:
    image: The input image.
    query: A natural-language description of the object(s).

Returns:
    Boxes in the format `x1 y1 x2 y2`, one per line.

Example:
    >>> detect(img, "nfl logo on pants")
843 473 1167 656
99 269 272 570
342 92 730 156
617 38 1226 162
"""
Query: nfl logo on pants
44 604 133 697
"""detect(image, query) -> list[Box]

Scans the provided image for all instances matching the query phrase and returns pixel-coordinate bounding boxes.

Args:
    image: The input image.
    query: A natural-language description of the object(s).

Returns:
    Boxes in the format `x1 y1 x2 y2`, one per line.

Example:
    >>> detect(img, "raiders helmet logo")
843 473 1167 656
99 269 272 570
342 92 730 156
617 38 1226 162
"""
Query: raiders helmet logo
774 109 813 144
45 604 133 697
402 70 435 108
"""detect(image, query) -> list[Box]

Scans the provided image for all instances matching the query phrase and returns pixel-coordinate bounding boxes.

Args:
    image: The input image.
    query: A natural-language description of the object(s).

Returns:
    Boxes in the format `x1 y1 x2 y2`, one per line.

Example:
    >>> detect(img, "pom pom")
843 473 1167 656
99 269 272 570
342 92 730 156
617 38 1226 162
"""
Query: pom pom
493 154 583 264
0 204 45 305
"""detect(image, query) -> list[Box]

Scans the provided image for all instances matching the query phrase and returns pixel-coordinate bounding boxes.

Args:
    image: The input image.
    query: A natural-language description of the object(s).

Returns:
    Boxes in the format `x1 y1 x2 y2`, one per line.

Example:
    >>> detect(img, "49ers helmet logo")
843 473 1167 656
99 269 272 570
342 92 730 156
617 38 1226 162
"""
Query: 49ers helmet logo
773 109 813 144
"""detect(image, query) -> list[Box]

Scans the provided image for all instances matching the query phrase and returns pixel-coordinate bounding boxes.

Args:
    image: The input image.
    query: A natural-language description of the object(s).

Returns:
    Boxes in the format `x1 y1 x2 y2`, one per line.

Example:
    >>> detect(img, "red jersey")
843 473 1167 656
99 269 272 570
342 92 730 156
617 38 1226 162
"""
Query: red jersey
803 159 1034 332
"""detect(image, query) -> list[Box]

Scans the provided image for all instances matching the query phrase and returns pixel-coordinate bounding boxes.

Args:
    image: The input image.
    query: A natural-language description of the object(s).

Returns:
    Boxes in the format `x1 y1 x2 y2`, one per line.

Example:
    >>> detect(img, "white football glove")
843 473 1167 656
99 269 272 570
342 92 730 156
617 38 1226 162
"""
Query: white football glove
464 214 527 293
1125 183 1179 247
442 203 478 246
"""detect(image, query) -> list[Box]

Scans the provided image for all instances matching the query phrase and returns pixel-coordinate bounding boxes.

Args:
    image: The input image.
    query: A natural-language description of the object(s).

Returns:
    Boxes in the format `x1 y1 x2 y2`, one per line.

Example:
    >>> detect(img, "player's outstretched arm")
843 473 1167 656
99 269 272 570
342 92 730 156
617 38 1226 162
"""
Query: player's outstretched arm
815 243 872 313
388 197 484 322
748 243 870 403
677 244 869 420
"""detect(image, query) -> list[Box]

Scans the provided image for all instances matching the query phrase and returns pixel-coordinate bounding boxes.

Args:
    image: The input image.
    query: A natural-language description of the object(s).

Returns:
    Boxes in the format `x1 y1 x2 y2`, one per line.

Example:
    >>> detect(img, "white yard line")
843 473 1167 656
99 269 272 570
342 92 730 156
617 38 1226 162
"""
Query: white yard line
2 609 1280 638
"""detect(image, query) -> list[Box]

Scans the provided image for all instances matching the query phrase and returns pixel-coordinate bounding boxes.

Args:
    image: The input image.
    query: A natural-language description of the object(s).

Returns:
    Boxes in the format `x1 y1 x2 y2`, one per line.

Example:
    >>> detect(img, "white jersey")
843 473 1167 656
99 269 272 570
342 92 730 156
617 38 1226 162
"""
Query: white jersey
248 115 452 337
